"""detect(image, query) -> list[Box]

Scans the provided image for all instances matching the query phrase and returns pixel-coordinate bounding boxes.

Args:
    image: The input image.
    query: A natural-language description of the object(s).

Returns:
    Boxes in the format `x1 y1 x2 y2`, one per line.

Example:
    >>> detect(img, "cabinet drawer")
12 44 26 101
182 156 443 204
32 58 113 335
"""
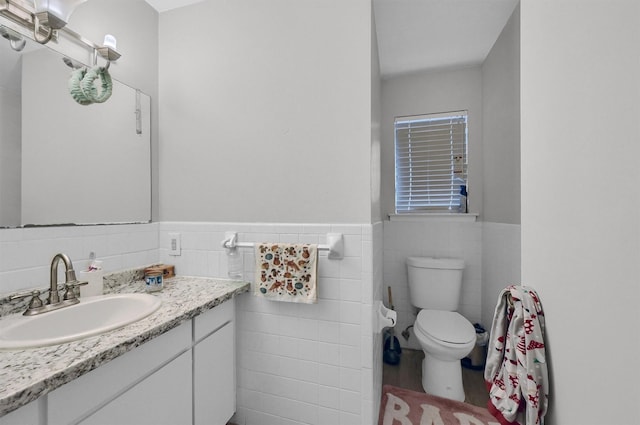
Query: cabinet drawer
194 300 234 342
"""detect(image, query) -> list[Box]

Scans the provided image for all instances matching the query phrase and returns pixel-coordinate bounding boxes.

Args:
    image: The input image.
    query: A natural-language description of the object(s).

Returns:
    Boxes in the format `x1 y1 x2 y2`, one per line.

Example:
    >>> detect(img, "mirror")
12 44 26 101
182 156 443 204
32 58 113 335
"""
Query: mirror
0 32 151 228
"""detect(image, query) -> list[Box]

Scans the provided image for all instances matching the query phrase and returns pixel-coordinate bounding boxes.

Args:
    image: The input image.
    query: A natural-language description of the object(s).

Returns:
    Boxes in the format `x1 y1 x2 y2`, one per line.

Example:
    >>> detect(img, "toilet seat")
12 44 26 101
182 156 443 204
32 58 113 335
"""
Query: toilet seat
416 310 475 344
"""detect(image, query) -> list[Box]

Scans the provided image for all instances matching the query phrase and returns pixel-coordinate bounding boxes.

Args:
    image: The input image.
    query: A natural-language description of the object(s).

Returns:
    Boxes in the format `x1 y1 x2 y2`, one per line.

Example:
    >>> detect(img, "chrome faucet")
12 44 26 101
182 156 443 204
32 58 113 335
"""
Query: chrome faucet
9 253 87 316
49 253 77 304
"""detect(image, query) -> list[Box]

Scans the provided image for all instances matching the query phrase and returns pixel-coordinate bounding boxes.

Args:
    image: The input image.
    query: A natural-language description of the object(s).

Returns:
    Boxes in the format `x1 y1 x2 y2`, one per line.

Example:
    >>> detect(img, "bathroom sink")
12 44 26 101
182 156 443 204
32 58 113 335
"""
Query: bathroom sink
0 293 162 350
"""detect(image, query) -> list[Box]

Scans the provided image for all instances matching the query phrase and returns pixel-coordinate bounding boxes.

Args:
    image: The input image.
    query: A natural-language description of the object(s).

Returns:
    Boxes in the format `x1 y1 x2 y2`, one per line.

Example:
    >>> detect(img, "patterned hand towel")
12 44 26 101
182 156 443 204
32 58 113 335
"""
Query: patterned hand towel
254 243 318 303
484 285 548 425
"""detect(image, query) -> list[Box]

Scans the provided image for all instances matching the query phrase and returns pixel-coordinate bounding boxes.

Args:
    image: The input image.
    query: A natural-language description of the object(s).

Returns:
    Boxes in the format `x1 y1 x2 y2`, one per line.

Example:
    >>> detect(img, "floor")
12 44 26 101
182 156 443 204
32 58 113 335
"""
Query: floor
228 349 489 425
382 348 490 408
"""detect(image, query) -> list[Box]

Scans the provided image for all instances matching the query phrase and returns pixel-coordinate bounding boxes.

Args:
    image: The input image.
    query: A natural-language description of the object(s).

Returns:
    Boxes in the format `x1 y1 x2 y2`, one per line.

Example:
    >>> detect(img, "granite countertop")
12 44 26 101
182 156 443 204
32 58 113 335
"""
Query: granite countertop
0 274 249 417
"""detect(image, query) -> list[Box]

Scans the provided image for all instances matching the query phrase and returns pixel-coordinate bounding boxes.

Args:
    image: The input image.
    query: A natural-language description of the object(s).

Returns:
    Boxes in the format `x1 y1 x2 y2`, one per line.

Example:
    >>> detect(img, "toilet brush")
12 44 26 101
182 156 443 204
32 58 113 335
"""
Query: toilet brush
383 286 402 365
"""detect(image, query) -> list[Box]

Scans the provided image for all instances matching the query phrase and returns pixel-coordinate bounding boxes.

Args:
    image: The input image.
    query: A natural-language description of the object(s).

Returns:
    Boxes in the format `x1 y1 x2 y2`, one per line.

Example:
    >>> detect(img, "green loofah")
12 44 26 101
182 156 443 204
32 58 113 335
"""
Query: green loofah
81 66 113 104
68 68 93 105
68 66 113 105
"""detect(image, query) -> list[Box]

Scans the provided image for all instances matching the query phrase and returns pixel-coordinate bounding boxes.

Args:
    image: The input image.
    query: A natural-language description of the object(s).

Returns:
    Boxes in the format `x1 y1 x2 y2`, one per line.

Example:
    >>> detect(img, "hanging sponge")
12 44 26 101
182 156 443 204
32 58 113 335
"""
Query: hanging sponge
68 66 113 105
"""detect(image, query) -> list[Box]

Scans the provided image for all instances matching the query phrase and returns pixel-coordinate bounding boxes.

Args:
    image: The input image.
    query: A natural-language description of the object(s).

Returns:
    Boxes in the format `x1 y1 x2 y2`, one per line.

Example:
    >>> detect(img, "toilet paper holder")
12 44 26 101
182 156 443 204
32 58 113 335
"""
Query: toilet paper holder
375 300 397 333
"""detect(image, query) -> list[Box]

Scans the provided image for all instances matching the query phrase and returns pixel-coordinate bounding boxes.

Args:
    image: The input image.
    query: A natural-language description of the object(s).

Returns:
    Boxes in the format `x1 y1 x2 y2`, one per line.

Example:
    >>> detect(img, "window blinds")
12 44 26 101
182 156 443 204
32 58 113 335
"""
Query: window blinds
394 111 468 213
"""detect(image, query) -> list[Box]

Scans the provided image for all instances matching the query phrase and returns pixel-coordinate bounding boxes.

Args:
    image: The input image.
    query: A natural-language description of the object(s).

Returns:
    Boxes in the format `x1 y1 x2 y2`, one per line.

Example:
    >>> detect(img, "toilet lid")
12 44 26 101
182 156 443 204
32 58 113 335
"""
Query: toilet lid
416 310 475 344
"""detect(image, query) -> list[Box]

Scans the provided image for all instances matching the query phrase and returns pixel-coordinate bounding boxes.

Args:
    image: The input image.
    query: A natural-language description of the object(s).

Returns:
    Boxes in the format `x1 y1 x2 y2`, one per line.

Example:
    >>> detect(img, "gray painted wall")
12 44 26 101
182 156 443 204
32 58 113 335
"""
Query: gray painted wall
482 4 521 225
158 0 374 224
480 5 521 328
521 0 640 423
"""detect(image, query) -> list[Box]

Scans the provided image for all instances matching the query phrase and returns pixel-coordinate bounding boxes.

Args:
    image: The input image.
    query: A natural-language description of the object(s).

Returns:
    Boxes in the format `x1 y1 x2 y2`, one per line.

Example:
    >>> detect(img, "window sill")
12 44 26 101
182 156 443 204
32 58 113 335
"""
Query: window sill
388 213 478 223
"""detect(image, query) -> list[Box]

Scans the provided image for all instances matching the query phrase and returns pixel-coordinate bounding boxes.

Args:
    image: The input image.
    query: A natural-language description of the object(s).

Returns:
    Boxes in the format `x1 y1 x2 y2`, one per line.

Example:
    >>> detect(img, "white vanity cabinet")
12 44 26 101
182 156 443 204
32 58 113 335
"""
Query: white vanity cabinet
0 299 237 425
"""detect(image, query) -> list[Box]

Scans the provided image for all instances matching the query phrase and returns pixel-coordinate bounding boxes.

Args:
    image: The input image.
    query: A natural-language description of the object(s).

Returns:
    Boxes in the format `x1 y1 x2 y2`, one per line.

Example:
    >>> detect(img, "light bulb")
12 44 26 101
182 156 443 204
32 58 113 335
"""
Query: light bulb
103 34 117 50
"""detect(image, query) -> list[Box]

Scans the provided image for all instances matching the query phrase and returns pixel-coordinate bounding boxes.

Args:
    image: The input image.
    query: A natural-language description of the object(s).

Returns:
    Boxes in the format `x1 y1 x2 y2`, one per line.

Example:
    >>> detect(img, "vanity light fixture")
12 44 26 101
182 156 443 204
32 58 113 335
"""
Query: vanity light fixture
32 0 87 43
0 0 121 64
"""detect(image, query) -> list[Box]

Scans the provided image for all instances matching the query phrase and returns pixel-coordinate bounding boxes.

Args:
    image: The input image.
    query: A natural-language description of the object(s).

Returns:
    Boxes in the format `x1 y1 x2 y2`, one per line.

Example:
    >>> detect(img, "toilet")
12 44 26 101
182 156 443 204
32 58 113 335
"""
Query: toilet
407 256 476 401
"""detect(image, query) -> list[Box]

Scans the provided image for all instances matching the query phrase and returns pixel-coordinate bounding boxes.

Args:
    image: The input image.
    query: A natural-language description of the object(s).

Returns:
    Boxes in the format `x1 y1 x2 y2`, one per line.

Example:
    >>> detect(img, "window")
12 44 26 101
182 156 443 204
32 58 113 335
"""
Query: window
394 111 468 213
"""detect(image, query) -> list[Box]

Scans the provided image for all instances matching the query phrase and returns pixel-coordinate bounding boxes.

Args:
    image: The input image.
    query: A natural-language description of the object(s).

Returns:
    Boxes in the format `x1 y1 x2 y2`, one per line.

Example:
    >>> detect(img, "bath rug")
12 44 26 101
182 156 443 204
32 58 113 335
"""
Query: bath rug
254 243 317 303
378 384 499 425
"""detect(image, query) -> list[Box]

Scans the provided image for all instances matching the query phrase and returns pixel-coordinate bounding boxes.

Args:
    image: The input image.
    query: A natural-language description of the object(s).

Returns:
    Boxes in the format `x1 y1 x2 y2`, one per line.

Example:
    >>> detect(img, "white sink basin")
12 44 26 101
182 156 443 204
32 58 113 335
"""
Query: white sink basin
0 293 162 350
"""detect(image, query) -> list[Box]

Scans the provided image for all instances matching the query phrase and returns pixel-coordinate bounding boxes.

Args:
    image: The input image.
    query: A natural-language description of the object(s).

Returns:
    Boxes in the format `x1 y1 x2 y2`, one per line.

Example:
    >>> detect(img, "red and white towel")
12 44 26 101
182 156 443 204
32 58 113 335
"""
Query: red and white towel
484 285 548 425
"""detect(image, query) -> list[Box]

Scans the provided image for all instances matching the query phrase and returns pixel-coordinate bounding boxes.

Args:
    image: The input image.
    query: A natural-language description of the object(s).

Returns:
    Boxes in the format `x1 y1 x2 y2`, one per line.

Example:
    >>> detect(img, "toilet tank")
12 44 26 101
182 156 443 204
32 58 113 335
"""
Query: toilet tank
406 257 465 311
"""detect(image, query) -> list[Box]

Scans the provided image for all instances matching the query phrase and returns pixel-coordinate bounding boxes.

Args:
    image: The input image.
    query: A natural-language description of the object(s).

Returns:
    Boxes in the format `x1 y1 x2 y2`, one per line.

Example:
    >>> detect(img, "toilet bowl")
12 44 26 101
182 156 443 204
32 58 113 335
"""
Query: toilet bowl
406 257 475 401
413 309 475 401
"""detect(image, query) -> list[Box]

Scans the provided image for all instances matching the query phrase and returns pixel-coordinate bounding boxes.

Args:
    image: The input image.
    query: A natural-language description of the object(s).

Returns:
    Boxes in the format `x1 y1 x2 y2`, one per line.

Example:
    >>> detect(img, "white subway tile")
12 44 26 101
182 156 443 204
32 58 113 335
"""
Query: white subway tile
340 367 361 392
297 401 318 425
360 400 374 425
361 336 373 369
339 345 361 369
315 299 341 323
318 320 340 344
339 389 361 415
296 381 319 405
317 407 340 425
297 359 319 384
317 342 340 366
278 336 299 358
339 257 362 280
318 256 340 279
339 301 361 325
318 385 341 409
317 363 340 387
343 234 362 258
317 277 340 300
361 368 373 400
274 376 299 401
340 279 362 302
298 339 319 362
299 233 320 245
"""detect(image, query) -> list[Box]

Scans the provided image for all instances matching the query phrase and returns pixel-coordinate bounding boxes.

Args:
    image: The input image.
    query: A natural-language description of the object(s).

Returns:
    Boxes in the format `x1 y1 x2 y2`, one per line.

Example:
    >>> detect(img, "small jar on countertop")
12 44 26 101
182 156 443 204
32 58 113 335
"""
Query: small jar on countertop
144 267 163 292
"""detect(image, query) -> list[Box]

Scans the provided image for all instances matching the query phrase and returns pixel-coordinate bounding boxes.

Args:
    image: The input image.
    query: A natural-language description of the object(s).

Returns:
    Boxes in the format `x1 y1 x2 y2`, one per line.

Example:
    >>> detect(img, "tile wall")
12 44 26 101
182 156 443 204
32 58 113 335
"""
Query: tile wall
0 223 158 295
157 221 380 425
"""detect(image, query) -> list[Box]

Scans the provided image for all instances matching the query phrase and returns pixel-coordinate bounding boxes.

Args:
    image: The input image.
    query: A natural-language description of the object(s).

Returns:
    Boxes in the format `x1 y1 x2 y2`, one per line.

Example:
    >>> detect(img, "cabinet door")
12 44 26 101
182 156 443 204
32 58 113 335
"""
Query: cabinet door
194 321 235 425
81 350 192 425
0 398 42 425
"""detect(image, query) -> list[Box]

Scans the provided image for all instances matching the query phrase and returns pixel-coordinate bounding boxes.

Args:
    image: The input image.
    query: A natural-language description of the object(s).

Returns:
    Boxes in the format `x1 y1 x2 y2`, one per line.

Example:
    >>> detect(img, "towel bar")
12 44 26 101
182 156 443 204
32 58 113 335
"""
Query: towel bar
221 231 344 260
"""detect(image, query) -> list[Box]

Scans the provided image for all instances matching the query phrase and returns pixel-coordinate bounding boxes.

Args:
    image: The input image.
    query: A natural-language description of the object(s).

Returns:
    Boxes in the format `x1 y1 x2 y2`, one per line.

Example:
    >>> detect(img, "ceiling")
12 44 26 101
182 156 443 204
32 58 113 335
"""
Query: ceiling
145 0 205 13
145 0 519 78
373 0 519 77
